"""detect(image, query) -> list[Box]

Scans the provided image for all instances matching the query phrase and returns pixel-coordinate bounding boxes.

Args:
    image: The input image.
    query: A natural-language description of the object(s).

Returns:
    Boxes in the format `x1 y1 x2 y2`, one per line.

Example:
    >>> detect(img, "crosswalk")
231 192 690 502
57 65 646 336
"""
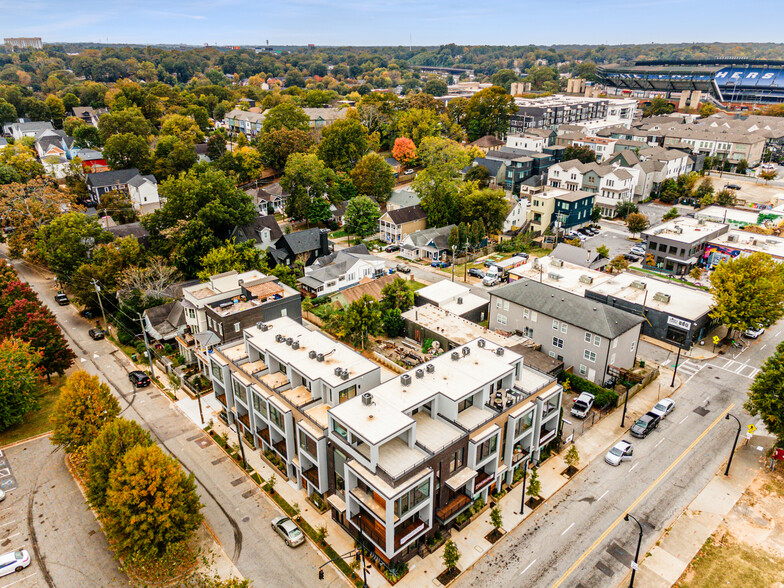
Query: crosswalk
709 358 760 379
671 359 702 381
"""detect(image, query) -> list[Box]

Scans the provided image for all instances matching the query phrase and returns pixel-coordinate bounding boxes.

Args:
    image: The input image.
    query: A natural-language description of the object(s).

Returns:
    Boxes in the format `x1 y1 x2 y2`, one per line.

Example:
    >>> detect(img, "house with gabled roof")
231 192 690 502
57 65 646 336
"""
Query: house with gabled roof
378 205 427 244
268 228 332 268
399 225 455 261
230 215 283 251
298 245 386 297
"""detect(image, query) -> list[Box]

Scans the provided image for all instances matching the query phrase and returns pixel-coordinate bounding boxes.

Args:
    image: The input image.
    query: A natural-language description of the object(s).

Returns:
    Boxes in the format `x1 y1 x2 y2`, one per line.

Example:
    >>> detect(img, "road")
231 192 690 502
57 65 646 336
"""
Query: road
8 257 344 588
455 323 776 588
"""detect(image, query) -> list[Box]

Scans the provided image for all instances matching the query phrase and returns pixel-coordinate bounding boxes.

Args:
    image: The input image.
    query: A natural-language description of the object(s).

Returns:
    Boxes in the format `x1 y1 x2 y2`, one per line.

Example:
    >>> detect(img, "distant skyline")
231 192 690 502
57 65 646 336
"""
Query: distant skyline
3 0 784 47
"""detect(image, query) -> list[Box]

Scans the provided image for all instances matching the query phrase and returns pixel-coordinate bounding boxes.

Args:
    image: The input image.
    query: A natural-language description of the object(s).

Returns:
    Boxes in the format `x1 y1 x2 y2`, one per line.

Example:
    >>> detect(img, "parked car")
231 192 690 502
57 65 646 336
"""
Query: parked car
743 325 765 339
0 550 31 578
384 244 400 253
605 440 633 466
129 371 151 387
483 260 495 268
54 292 70 306
468 268 485 279
430 260 450 268
395 264 411 273
724 183 741 190
0 489 5 502
513 252 529 259
630 246 646 255
403 169 415 175
651 398 675 419
271 516 305 547
88 328 105 341
571 392 595 419
630 411 661 438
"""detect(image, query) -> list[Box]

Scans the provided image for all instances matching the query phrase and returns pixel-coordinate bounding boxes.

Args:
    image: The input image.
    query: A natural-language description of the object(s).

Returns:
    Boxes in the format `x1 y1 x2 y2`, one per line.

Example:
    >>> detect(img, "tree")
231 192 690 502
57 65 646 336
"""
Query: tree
0 143 45 182
526 466 541 499
261 103 309 134
663 207 680 221
564 444 580 470
281 153 335 221
350 153 394 204
85 418 153 509
461 189 509 235
490 506 503 532
760 170 777 183
716 188 736 207
465 165 491 188
343 196 380 239
0 260 17 291
103 132 151 173
699 102 716 118
392 137 417 167
608 255 630 274
462 86 517 141
306 197 332 226
206 133 227 161
735 159 748 175
256 128 313 171
423 78 448 97
689 267 703 280
341 295 382 350
395 108 442 147
0 339 41 431
99 190 137 224
285 69 306 89
316 118 369 172
98 106 154 141
0 100 17 125
50 371 121 453
153 135 197 180
160 114 204 144
563 145 597 164
73 125 102 149
0 165 21 185
45 95 66 128
381 308 405 337
591 205 602 223
103 444 202 557
643 96 674 118
596 245 610 258
625 213 649 237
197 239 262 281
217 146 264 184
694 177 714 203
442 540 461 572
381 278 415 312
710 252 784 334
746 341 784 443
491 69 519 92
658 178 679 204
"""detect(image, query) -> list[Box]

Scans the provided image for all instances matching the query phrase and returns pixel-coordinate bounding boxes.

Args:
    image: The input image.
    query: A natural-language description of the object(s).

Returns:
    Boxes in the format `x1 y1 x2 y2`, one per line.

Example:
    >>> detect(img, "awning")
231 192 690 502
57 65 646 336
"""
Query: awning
665 256 697 265
297 276 323 289
327 494 346 513
445 467 477 491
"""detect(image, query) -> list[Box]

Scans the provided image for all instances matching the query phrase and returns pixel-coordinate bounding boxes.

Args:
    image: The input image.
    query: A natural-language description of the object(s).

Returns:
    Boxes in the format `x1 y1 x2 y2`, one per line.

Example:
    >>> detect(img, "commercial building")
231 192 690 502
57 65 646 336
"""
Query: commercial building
508 95 637 133
507 256 614 294
642 217 729 275
706 230 784 264
4 37 42 50
489 278 643 385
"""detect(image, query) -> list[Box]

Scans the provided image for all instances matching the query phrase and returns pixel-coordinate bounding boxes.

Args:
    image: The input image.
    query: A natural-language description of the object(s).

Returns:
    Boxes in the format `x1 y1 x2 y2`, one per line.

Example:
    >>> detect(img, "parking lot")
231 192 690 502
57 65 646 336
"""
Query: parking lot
0 435 125 588
582 225 639 261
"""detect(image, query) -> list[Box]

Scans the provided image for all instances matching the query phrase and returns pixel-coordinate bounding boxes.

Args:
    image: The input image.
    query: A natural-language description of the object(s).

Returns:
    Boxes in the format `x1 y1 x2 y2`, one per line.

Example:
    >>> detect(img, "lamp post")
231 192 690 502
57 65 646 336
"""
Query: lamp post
620 386 631 429
232 410 247 470
624 512 644 588
451 245 457 282
724 413 742 476
670 343 682 387
519 458 537 515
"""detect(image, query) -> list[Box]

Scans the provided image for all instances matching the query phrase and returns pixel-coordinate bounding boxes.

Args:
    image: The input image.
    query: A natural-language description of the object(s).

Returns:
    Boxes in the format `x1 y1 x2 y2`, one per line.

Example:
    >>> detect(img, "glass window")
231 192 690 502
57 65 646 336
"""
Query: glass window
561 323 567 334
252 393 267 418
395 480 430 518
458 396 474 412
579 364 587 376
269 405 284 429
497 314 507 326
476 435 498 462
593 335 601 346
299 429 317 456
552 320 559 330
503 300 509 311
211 360 223 383
514 412 533 436
234 322 241 332
496 299 502 309
448 448 464 474
584 350 596 363
523 327 534 338
339 385 357 403
531 312 537 322
584 332 592 343
523 308 530 319
232 379 247 405
331 420 348 441
552 337 564 349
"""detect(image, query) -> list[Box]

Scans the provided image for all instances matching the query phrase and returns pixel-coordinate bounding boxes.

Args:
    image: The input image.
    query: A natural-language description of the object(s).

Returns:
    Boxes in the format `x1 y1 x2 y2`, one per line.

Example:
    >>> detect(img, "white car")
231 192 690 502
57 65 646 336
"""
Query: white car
0 550 30 578
651 398 675 419
605 440 633 466
271 516 305 547
743 326 765 339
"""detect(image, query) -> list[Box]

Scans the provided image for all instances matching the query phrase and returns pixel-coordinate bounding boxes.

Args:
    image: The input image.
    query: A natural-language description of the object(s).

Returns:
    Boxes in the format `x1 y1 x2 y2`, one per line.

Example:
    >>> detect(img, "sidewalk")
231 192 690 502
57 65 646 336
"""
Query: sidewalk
626 435 775 588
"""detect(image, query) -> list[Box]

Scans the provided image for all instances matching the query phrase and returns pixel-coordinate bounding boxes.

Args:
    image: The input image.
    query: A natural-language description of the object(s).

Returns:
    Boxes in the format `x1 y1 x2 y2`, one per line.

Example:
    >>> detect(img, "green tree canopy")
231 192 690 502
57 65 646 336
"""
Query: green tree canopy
563 145 597 164
746 341 784 443
462 86 517 141
461 188 509 234
350 153 394 204
256 128 313 171
261 102 309 134
98 106 154 141
316 117 369 172
340 295 382 350
281 153 336 220
381 277 415 312
343 195 380 239
0 339 41 431
197 239 262 281
103 132 152 173
98 190 138 224
153 135 197 180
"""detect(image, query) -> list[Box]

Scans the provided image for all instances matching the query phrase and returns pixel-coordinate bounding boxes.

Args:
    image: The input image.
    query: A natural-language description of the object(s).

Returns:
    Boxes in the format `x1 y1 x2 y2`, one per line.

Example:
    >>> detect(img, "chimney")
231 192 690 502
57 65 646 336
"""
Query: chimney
319 228 330 255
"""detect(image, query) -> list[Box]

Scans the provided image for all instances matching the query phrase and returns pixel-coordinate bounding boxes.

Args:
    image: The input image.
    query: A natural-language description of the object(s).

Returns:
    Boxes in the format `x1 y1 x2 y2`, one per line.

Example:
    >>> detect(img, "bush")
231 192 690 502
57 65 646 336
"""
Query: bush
594 388 619 408
562 373 616 407
117 329 133 345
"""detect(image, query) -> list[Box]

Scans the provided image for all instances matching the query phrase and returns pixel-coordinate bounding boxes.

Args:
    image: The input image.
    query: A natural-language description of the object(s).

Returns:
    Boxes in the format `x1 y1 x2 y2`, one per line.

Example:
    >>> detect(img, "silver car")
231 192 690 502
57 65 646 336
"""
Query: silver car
271 516 305 547
605 440 633 466
651 398 675 419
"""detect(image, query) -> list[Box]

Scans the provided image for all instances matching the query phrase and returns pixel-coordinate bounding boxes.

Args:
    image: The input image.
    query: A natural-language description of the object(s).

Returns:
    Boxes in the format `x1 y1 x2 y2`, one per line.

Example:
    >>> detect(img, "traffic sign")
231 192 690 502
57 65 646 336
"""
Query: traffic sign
747 423 757 434
631 562 638 571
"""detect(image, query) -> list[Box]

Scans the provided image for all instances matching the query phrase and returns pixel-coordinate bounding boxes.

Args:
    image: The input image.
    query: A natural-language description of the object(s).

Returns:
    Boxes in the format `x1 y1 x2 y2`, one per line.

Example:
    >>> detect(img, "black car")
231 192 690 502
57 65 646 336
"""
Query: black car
88 328 105 341
724 183 741 190
630 411 661 438
384 244 400 253
54 293 70 306
129 370 151 387
468 268 485 278
623 253 641 262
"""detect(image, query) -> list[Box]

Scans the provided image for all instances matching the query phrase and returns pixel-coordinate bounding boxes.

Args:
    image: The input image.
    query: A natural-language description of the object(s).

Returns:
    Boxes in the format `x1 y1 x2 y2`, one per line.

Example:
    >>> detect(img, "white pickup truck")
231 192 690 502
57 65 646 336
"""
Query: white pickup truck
570 392 595 419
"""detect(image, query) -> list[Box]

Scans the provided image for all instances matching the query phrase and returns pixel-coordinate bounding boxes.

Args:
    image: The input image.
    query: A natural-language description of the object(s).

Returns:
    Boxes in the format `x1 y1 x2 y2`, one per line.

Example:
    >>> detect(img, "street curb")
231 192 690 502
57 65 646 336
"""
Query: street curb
0 430 53 451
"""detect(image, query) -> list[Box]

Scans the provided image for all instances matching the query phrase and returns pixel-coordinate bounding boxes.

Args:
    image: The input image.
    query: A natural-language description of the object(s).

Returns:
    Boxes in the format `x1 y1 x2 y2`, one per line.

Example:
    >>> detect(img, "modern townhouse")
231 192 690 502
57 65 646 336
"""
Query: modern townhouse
548 159 635 217
224 109 266 138
571 136 618 162
327 336 562 565
662 128 765 166
489 278 643 385
506 134 546 152
642 217 729 275
378 205 427 244
508 95 637 133
527 187 595 233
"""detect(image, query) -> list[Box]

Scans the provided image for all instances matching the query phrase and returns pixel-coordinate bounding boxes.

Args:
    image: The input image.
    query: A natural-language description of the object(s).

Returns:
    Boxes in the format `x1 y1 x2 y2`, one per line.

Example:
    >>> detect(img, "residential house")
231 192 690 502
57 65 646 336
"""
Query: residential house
230 215 284 251
379 205 428 244
414 281 488 323
489 278 643 385
85 168 145 203
384 156 401 177
402 304 519 350
505 134 546 152
642 217 728 275
7 120 53 140
76 149 108 173
469 135 505 154
332 273 398 310
547 159 635 217
503 197 529 233
387 188 421 211
248 183 289 216
70 106 107 127
268 228 332 268
399 225 455 261
298 246 387 297
107 222 151 247
461 158 506 187
551 243 609 271
143 301 187 342
224 109 266 138
570 136 618 162
302 107 347 129
126 174 160 214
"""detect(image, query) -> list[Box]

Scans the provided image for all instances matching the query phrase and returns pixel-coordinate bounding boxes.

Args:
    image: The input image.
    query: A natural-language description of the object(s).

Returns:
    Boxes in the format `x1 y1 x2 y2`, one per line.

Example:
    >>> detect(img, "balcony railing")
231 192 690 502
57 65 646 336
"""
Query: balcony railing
435 494 471 522
539 426 556 445
302 467 319 488
474 470 493 491
351 511 386 550
273 438 287 459
237 412 250 428
215 392 227 406
512 447 530 464
394 517 427 550
257 427 270 446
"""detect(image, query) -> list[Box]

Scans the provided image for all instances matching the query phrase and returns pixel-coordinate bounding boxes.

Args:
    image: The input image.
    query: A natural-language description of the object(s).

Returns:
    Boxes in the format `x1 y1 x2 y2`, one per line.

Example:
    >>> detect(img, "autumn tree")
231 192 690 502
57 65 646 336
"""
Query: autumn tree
710 252 784 335
526 465 541 499
350 153 394 204
256 128 314 171
0 339 41 431
608 255 630 274
343 195 380 240
103 444 203 557
392 137 417 167
160 113 204 144
197 239 262 281
760 170 777 183
746 341 784 443
50 371 121 453
316 118 369 172
70 238 141 311
99 190 137 224
716 188 736 207
625 213 649 237
0 143 45 182
85 418 153 509
0 260 17 291
462 86 517 141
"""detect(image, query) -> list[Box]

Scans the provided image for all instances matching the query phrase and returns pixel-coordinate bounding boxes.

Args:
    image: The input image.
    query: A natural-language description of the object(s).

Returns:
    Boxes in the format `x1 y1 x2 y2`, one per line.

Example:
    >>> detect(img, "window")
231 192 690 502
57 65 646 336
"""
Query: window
339 385 357 403
232 379 247 405
584 332 592 343
531 312 537 322
447 448 464 474
552 320 559 330
631 341 636 352
503 300 510 311
269 405 284 429
234 322 241 333
252 393 267 418
584 350 596 363
497 314 507 326
613 339 618 349
610 353 616 366
523 308 530 319
333 449 346 497
281 308 287 317
579 364 587 376
549 351 556 358
458 396 474 412
496 299 502 309
552 337 564 349
395 480 430 518
523 327 534 338
561 323 568 334
515 412 533 436
299 430 317 457
476 435 498 462
593 335 601 346
331 419 348 441
211 360 223 383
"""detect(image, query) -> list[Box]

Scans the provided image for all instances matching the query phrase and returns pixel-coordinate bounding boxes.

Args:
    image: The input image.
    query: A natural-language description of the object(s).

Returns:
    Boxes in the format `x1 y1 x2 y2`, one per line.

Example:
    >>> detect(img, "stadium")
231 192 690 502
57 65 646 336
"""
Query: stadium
597 58 784 105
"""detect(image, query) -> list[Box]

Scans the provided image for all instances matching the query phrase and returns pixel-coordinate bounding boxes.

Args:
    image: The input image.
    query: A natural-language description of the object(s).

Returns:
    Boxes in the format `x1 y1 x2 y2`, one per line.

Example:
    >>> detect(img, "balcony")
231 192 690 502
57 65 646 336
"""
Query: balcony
215 392 227 406
302 467 319 488
435 494 471 522
539 426 557 445
394 517 427 551
257 427 270 446
351 511 386 550
474 470 493 491
273 438 287 459
512 447 530 465
237 412 250 428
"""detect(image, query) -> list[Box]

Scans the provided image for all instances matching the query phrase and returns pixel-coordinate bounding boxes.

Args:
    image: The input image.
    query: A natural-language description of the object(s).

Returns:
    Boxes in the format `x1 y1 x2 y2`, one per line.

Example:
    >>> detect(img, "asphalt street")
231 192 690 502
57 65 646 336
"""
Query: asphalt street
455 322 777 588
7 257 345 588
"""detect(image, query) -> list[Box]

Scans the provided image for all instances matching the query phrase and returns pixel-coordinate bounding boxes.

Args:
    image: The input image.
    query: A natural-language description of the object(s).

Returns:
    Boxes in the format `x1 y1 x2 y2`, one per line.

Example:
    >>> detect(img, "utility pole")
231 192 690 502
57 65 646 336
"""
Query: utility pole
92 279 109 333
670 344 682 387
724 413 742 476
137 313 155 378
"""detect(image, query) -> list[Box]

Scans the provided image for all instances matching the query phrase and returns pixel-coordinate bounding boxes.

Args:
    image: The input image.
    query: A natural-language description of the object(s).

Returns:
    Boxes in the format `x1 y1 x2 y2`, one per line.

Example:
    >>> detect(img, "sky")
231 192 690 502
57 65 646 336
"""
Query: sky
3 0 784 47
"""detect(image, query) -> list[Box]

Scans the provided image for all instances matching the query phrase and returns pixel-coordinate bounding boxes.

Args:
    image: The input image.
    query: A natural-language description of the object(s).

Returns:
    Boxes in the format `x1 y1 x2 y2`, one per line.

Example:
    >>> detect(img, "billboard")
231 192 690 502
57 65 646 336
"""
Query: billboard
713 67 784 89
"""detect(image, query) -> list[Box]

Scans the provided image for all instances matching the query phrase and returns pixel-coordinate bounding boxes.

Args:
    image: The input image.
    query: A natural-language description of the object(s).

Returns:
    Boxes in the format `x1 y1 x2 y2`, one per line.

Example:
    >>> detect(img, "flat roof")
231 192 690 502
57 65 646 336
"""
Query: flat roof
708 230 784 259
402 304 524 347
587 272 713 321
696 205 784 227
643 217 728 244
416 280 471 305
508 256 613 296
330 393 413 446
412 411 463 453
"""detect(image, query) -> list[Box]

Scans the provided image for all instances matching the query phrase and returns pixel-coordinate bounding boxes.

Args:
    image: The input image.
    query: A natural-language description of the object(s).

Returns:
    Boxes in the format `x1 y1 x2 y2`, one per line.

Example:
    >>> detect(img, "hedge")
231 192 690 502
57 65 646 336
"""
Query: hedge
563 373 618 408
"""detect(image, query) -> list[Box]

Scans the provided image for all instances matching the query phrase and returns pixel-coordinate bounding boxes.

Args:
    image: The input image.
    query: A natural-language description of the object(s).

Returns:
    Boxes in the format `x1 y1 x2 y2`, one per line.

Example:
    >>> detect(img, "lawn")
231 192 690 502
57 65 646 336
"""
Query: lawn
407 280 426 291
0 374 66 447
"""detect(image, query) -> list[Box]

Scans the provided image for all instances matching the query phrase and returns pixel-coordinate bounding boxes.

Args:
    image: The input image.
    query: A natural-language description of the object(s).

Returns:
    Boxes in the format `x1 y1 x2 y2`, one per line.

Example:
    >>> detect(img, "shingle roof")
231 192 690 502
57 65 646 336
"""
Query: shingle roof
407 225 454 249
85 168 140 188
385 205 427 225
276 228 328 254
552 243 606 268
492 278 643 339
469 135 504 148
233 215 283 244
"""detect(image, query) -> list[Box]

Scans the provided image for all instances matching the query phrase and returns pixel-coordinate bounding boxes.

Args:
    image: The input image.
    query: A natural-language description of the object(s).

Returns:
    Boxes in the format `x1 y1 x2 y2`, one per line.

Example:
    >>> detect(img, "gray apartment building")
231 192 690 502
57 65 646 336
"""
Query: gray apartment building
489 278 644 386
642 217 729 275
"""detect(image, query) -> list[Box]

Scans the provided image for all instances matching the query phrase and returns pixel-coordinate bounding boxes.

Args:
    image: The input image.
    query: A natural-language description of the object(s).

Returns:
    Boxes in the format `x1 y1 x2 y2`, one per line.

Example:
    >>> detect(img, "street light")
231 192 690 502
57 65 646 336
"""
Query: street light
620 385 631 429
670 343 683 387
624 512 644 588
724 413 742 476
518 458 537 515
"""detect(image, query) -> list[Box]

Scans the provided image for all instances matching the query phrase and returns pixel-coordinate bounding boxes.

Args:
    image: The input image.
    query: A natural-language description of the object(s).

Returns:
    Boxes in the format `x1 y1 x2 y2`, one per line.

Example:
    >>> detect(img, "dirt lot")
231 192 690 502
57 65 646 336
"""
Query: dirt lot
705 173 784 206
675 465 784 588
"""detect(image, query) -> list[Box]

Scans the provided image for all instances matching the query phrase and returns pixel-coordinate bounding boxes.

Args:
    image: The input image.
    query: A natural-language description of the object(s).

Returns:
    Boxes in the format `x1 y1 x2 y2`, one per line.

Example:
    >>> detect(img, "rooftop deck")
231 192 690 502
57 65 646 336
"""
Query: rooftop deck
281 385 313 407
261 371 288 391
412 411 463 453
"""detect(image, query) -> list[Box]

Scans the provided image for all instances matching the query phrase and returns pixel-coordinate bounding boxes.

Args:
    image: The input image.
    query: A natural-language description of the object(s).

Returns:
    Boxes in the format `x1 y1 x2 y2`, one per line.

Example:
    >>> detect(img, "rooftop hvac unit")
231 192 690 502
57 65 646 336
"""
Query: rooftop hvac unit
256 321 265 330
220 301 233 309
400 374 412 386
291 341 300 350
285 337 293 346
451 351 460 361
652 292 671 304
548 272 563 281
275 334 284 343
457 297 463 305
308 350 317 359
674 227 683 234
579 275 594 285
462 346 470 356
361 392 373 406
477 339 486 348
317 353 324 362
727 234 738 242
415 369 424 379
334 367 343 376
551 258 563 267
426 363 435 373
496 347 505 356
631 280 647 290
341 370 349 381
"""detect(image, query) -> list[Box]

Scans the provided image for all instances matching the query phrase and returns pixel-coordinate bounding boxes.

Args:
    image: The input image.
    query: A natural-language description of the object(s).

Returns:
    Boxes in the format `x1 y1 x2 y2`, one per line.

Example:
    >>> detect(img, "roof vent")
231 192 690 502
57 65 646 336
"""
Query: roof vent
275 334 284 343
317 353 324 362
477 339 486 348
457 297 463 304
426 363 435 373
462 346 470 356
551 258 563 267
285 337 293 346
291 341 300 350
579 275 594 285
256 321 266 330
309 350 317 359
334 367 342 376
496 347 505 356
451 351 460 361
361 392 373 406
401 374 412 385
341 369 349 380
